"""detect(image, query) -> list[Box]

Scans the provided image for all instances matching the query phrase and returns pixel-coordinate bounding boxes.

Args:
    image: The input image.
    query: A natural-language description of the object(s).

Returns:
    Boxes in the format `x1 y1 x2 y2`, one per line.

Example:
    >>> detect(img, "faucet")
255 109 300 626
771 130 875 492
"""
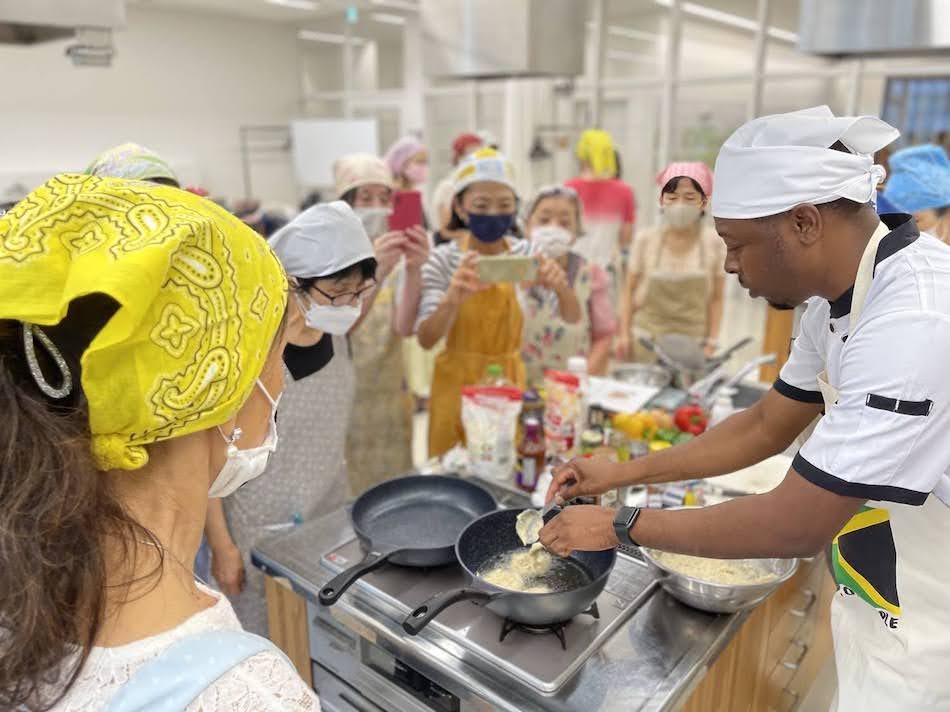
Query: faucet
692 353 777 410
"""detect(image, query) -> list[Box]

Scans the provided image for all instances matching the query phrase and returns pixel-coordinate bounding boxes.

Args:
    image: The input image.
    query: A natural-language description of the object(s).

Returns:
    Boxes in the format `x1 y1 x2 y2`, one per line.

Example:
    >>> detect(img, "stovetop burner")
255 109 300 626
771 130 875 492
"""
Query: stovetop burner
320 536 656 694
499 602 601 650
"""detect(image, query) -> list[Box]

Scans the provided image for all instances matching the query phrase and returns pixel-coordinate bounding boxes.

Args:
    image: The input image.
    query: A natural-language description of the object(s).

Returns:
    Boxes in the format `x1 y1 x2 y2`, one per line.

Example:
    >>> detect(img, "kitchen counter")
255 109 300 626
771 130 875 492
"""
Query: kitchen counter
253 473 833 712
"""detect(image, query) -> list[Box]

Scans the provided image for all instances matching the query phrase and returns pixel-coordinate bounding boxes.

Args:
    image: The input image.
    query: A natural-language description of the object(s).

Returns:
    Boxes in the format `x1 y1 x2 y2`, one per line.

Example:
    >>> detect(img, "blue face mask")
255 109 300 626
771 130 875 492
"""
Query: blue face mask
467 213 514 243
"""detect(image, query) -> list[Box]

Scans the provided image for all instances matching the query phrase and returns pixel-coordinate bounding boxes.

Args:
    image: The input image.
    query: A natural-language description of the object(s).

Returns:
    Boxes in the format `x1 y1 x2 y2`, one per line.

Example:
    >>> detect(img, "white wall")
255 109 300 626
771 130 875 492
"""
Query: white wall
0 5 302 204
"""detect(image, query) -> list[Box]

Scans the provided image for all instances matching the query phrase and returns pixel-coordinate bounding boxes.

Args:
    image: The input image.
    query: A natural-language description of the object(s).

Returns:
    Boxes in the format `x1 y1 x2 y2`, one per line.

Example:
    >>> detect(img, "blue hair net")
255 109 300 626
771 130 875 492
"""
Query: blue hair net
882 144 950 214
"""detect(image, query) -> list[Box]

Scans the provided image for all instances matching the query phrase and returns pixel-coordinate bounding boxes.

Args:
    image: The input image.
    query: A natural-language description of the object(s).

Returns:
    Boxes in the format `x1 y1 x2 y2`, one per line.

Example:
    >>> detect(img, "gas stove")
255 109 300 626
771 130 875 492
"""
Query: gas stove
310 535 656 710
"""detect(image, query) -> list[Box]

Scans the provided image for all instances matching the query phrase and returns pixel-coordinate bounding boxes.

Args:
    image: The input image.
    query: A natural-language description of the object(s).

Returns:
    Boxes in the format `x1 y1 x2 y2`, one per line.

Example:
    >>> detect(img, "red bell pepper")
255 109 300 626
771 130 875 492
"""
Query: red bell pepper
674 404 708 435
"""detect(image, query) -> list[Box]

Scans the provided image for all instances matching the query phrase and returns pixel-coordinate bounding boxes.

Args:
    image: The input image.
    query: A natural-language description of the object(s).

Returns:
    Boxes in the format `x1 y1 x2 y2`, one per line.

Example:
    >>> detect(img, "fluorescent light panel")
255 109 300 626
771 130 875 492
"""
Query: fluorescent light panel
266 0 319 11
607 49 658 63
372 12 406 25
298 29 366 44
371 0 419 11
653 0 798 43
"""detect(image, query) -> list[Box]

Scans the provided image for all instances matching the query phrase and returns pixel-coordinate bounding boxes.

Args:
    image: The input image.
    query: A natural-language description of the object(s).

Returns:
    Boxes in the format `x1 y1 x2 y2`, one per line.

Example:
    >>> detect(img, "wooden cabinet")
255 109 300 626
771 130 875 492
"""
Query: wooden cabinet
263 575 313 687
679 555 835 712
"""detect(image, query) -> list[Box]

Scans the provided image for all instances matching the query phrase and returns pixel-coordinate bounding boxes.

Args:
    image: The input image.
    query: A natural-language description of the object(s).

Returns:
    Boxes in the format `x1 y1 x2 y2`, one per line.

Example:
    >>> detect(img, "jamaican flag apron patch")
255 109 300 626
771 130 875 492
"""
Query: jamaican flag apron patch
832 505 900 626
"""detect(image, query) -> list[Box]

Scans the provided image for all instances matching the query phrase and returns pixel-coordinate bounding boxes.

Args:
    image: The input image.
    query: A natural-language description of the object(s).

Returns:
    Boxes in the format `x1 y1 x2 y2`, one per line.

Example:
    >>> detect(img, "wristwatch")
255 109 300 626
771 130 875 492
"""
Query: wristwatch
613 506 642 547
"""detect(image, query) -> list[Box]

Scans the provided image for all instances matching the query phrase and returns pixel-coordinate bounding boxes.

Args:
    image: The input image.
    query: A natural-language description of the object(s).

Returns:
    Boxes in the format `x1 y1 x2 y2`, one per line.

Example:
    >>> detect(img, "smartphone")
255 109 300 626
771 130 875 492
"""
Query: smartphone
388 190 423 231
477 254 538 283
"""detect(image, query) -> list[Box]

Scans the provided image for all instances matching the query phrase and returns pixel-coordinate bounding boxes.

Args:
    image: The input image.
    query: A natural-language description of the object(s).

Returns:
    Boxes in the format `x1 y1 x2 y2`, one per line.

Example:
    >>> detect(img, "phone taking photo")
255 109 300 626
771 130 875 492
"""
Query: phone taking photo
388 190 423 232
477 254 538 283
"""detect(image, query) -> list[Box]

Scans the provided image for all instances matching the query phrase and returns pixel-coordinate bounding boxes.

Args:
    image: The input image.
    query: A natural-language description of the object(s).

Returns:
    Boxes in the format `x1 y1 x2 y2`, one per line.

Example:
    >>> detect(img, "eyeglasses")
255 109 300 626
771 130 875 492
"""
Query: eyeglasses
308 280 377 307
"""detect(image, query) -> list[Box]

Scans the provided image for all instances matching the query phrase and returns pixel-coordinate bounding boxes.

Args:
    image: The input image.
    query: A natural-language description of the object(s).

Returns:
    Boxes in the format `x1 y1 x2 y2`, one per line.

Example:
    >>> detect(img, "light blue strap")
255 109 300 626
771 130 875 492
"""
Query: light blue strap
107 630 290 712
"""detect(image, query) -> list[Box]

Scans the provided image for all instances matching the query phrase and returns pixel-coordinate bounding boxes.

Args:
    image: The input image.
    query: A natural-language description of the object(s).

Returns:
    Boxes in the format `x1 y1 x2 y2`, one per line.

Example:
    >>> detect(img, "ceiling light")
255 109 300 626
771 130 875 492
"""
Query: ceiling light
767 27 799 43
606 49 657 63
653 0 798 43
267 0 319 10
372 12 406 25
298 29 366 45
371 0 419 11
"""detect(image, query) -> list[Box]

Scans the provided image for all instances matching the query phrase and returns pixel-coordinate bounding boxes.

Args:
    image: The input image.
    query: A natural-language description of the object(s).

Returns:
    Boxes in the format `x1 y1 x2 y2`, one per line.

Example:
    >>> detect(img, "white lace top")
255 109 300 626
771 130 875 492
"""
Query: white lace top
51 585 320 711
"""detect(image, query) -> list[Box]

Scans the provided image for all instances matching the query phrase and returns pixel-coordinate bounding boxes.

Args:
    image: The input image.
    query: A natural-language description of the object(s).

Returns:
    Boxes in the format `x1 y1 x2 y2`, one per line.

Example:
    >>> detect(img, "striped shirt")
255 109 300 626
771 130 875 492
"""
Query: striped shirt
415 238 531 332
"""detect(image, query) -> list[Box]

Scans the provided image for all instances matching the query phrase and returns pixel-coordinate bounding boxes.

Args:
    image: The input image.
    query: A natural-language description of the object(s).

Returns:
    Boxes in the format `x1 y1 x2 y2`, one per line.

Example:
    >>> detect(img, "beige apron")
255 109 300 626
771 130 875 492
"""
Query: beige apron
632 234 708 363
807 222 950 710
346 272 413 495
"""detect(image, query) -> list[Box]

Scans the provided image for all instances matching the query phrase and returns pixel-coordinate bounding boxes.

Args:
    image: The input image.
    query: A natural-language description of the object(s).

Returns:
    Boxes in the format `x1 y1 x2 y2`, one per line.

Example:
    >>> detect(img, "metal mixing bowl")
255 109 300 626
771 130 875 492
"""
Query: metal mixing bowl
611 363 672 389
639 548 798 613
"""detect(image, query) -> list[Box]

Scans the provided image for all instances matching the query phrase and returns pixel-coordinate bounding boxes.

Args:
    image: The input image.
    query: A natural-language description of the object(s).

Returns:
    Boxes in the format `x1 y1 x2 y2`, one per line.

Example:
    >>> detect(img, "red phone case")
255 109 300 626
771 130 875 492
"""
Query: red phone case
388 190 423 231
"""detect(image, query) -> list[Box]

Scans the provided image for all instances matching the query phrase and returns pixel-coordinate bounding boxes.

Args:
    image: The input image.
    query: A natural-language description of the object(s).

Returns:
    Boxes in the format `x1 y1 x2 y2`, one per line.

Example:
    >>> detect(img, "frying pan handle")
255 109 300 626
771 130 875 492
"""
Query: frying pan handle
318 550 392 606
402 588 494 636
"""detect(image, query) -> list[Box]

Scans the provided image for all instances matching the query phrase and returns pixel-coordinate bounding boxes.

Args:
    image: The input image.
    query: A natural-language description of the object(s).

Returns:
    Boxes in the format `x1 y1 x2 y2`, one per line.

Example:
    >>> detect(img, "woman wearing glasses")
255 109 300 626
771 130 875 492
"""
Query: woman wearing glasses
205 201 380 636
521 186 618 388
615 162 726 363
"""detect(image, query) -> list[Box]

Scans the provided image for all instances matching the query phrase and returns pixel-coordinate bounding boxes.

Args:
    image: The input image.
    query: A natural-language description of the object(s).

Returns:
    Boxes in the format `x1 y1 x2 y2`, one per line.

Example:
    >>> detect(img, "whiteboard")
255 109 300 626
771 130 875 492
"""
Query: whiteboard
291 119 379 188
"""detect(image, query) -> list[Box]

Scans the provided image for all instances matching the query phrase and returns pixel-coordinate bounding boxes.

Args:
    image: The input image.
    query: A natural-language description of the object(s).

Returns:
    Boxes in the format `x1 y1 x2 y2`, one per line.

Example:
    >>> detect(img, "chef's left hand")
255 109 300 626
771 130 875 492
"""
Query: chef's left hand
534 255 569 294
539 505 620 557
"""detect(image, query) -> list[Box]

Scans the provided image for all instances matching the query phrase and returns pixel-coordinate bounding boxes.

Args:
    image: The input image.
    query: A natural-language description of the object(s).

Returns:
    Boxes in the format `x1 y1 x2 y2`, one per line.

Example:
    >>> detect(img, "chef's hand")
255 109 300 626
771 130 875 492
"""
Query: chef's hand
539 505 619 557
446 251 484 307
545 455 623 505
211 543 246 598
402 226 430 271
374 231 408 281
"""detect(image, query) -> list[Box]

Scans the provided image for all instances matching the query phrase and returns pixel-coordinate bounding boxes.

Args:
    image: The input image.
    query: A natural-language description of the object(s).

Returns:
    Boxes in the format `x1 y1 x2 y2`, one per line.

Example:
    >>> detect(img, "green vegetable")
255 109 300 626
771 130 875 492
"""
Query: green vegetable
673 432 695 445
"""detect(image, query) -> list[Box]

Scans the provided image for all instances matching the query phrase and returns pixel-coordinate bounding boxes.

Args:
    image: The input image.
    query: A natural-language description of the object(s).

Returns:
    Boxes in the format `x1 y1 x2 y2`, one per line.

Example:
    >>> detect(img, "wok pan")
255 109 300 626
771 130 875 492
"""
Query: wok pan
319 475 496 606
403 508 615 634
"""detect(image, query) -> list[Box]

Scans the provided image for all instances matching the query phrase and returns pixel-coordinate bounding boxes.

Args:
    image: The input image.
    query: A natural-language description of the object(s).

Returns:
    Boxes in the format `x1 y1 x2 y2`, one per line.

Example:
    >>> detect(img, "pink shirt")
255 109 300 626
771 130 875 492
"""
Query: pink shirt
564 177 636 267
587 263 618 339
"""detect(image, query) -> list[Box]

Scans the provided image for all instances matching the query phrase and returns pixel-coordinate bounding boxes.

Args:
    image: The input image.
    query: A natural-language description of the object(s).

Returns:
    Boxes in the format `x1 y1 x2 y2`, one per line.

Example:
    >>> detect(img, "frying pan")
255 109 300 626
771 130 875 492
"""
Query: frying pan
402 508 615 634
318 475 496 606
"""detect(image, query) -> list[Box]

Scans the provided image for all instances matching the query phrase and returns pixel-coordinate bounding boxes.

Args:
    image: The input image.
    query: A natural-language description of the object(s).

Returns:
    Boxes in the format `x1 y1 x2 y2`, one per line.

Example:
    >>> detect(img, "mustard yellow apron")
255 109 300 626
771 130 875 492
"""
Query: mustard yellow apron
427 282 526 458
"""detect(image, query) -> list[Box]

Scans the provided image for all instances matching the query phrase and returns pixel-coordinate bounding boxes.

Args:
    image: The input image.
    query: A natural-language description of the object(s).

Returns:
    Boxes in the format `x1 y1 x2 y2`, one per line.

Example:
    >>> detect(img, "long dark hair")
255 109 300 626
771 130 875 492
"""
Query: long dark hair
0 294 163 710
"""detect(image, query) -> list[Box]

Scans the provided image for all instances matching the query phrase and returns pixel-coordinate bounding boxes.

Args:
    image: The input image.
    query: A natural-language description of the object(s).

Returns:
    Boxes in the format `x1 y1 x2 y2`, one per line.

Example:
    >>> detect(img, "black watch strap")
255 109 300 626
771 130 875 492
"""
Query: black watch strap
613 506 641 548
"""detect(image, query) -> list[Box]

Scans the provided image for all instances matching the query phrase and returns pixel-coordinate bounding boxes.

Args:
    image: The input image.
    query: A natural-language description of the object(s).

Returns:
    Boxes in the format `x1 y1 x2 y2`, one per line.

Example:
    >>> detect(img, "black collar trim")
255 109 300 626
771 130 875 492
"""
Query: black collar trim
827 213 919 319
284 333 334 380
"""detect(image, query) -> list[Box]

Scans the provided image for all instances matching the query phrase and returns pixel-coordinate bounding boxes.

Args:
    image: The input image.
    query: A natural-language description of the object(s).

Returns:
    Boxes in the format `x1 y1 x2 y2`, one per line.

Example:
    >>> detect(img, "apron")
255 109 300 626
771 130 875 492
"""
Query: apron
811 222 950 710
427 281 526 458
632 233 709 363
520 253 595 390
346 271 414 495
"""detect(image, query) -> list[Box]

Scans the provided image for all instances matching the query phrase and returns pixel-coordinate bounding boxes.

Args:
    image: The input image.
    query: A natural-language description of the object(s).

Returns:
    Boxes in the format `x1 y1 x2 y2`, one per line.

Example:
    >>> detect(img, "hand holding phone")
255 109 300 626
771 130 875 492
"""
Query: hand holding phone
477 254 539 283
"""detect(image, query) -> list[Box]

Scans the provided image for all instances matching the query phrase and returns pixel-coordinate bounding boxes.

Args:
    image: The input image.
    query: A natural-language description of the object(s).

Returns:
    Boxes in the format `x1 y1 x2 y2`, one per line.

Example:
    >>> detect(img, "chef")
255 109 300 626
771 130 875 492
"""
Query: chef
540 106 950 711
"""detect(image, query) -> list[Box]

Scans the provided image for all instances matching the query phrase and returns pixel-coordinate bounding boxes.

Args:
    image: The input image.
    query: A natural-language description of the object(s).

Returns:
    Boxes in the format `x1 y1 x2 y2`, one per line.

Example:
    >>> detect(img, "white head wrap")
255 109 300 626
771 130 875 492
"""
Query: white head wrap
268 200 374 279
711 106 899 220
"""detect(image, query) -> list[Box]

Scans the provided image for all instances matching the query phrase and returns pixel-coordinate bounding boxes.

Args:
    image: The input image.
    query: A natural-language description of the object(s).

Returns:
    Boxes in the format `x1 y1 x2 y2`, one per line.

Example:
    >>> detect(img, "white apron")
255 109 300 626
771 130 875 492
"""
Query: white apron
814 222 950 711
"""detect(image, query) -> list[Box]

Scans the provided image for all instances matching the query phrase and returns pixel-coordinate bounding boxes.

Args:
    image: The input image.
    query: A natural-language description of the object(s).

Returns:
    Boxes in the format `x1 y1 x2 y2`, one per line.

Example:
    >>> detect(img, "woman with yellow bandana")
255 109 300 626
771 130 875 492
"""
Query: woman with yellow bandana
0 175 318 710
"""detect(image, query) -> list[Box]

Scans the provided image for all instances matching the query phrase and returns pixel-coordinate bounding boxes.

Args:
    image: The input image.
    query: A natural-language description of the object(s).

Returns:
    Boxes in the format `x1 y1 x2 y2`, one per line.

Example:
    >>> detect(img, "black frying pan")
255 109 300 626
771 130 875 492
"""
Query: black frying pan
402 508 615 634
318 475 496 606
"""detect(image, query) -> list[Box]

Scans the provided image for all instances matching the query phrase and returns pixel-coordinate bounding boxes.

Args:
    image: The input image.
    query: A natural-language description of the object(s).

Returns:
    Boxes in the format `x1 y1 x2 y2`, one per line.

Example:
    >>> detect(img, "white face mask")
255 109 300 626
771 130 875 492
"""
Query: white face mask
662 204 703 230
297 292 362 335
530 225 574 259
210 379 280 498
354 206 391 241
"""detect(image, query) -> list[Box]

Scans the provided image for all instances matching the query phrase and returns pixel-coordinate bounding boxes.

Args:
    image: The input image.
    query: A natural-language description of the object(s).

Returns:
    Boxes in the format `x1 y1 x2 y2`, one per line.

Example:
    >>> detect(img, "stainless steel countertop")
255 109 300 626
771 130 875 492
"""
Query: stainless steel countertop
252 506 750 712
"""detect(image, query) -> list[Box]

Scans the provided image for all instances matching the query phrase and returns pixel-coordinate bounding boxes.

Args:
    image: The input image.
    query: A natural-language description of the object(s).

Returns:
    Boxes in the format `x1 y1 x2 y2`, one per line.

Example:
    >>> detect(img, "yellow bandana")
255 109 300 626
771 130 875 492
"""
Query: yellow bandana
576 129 617 179
0 174 287 471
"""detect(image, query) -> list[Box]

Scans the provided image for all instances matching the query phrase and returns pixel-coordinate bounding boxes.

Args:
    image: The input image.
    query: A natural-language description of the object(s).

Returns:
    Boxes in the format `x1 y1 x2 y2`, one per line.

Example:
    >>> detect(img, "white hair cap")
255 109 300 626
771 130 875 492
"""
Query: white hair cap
268 200 374 279
711 105 899 220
